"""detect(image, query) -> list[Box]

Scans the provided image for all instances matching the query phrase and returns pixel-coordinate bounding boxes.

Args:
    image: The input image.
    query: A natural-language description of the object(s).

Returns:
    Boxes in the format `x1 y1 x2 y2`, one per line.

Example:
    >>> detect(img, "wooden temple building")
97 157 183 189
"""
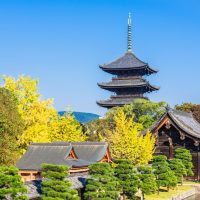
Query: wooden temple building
97 13 159 108
16 142 111 182
150 108 200 180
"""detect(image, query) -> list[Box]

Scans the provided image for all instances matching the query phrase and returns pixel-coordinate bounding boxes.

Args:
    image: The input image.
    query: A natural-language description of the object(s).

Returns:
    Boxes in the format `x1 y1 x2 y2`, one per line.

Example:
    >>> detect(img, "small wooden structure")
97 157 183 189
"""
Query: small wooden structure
150 108 200 180
16 142 111 182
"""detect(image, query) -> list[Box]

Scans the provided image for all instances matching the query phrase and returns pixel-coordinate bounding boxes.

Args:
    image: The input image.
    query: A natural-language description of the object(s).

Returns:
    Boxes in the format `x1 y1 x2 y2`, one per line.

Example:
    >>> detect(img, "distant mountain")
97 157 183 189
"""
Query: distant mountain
58 111 100 124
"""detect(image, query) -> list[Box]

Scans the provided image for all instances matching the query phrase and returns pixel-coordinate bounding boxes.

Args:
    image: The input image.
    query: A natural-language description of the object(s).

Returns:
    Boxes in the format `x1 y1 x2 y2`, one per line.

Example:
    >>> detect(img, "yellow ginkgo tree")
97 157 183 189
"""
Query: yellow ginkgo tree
3 75 86 154
49 113 87 142
108 109 155 165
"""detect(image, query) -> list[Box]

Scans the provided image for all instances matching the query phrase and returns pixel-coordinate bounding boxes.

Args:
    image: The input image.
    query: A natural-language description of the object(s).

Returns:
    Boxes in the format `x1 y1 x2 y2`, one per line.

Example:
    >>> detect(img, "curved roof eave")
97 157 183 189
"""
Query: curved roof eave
168 111 200 139
100 64 158 73
98 83 160 91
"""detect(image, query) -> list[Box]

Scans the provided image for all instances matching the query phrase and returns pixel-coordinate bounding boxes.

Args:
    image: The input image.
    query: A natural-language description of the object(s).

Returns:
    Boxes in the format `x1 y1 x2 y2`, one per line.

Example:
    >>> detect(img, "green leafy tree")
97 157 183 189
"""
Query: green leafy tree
41 164 79 200
152 155 177 193
84 118 110 141
85 99 166 141
3 75 57 153
168 158 187 185
175 103 200 123
137 166 157 200
122 99 167 130
0 166 27 199
0 87 24 165
114 159 140 200
174 148 194 176
84 163 119 200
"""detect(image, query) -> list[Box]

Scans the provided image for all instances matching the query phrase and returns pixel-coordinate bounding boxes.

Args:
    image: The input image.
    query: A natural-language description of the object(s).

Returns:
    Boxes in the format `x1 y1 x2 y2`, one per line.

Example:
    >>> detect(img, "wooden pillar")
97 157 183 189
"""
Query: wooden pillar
197 146 199 181
168 137 173 159
30 172 33 181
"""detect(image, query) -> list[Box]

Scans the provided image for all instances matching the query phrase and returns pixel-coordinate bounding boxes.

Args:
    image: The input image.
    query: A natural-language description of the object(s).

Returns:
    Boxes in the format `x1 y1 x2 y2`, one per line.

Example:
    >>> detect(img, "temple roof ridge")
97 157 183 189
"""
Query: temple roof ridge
100 51 158 73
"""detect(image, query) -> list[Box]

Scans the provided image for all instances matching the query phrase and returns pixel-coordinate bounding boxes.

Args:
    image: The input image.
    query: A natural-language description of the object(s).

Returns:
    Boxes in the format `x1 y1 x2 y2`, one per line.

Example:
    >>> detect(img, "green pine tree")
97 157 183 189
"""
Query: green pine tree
84 163 120 200
0 166 28 199
175 148 194 176
137 166 157 200
152 155 177 193
114 159 140 200
168 158 187 185
41 164 79 200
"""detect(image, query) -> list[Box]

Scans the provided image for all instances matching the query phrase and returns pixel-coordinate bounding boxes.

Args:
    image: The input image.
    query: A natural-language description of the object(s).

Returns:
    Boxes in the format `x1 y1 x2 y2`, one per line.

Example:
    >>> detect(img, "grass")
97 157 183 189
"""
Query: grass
144 185 193 200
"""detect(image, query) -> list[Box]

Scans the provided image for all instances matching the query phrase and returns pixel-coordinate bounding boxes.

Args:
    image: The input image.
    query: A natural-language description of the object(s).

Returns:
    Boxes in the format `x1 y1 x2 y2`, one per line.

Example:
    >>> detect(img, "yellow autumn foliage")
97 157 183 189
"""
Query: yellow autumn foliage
49 114 87 142
108 109 155 165
3 75 86 153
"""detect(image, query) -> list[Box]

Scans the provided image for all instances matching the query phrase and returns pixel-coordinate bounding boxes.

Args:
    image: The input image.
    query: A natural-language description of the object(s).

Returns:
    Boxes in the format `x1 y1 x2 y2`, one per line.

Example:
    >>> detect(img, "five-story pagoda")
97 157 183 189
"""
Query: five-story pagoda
97 13 159 108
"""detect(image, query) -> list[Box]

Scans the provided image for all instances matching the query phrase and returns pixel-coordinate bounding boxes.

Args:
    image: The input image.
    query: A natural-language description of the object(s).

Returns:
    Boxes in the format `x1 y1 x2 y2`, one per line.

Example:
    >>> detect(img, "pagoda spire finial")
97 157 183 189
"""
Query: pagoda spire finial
127 12 132 52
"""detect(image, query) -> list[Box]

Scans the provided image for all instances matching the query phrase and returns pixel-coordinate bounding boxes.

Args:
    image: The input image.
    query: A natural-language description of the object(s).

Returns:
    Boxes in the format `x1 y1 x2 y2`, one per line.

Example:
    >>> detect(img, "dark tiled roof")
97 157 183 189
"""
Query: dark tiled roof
100 52 157 73
98 77 159 90
16 142 108 171
97 96 148 108
168 109 200 139
72 143 108 162
149 108 200 139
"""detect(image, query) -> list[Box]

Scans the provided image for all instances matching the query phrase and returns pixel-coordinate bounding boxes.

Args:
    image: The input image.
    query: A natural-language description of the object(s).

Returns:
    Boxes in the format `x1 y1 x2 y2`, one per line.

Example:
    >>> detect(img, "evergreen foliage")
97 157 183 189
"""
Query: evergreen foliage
84 163 120 200
168 158 187 184
114 159 140 199
137 166 157 199
152 155 177 192
174 148 194 176
0 87 24 165
0 166 27 199
41 164 79 200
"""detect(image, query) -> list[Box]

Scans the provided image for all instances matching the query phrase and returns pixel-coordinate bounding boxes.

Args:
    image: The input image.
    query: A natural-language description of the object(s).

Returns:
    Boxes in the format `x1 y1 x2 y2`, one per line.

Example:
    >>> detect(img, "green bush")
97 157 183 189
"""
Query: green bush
41 164 79 200
0 166 27 199
84 163 120 200
114 159 139 199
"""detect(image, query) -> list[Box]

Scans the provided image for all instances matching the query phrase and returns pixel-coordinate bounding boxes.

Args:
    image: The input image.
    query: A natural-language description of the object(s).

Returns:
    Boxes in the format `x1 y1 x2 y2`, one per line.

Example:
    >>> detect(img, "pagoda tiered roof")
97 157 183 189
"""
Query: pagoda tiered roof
98 77 159 92
97 95 148 108
100 52 158 75
97 13 159 108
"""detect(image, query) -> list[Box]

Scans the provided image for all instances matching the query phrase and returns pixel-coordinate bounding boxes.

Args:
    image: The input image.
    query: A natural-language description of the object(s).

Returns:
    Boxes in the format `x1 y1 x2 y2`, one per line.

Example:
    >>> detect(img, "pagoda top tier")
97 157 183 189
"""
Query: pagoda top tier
100 13 158 76
99 51 158 75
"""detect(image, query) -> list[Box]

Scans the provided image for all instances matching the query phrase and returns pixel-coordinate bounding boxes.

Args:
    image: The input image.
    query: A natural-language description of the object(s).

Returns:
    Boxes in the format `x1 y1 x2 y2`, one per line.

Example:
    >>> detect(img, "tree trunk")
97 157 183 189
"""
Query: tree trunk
140 192 144 200
157 187 160 195
122 193 126 200
181 175 183 185
167 186 169 192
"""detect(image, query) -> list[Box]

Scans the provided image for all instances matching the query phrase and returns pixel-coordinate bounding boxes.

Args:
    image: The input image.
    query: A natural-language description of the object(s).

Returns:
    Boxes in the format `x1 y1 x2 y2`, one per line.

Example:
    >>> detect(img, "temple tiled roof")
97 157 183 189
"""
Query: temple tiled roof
97 96 148 108
98 77 159 91
16 142 108 171
168 109 200 139
149 108 200 139
100 52 158 73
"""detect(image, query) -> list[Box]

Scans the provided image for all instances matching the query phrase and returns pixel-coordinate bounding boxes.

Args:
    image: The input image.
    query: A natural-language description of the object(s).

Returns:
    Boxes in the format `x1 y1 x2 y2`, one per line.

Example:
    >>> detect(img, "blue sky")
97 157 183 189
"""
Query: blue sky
0 0 200 115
